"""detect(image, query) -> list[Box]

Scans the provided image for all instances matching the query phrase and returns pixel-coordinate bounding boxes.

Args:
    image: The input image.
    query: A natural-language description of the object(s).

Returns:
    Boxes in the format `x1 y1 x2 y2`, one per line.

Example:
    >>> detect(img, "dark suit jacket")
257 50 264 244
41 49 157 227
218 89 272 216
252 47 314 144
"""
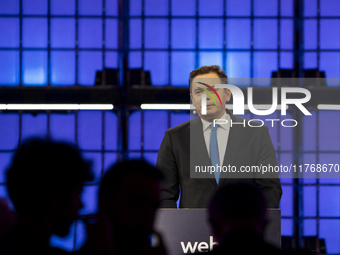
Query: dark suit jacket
156 109 282 208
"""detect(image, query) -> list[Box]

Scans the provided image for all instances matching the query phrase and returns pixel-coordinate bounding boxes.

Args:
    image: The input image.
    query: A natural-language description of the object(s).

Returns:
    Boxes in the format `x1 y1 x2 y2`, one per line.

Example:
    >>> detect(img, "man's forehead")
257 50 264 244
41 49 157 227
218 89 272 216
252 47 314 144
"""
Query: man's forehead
192 78 222 87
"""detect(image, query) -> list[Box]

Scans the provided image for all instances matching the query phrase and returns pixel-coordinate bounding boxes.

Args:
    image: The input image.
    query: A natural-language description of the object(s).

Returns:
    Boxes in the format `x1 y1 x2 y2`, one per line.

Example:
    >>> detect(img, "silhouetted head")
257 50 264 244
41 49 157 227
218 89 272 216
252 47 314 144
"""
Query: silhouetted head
6 138 93 237
208 182 268 243
99 160 163 248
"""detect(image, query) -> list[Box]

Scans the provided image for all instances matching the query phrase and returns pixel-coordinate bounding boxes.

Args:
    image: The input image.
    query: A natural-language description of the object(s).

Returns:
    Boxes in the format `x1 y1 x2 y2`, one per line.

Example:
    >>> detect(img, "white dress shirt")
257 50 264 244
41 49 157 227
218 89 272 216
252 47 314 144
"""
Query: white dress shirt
201 112 231 166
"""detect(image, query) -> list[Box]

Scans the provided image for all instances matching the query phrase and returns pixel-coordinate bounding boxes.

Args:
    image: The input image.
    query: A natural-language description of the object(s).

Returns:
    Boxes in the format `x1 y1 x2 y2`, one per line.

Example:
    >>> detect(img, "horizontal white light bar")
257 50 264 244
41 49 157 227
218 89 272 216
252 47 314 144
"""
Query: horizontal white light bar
0 104 114 110
140 104 287 110
141 104 192 110
317 104 340 110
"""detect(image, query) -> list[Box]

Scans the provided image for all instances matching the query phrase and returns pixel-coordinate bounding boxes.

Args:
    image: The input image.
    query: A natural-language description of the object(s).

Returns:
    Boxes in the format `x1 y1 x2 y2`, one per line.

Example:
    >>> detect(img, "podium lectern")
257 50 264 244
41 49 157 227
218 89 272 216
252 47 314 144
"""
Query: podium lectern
153 209 281 255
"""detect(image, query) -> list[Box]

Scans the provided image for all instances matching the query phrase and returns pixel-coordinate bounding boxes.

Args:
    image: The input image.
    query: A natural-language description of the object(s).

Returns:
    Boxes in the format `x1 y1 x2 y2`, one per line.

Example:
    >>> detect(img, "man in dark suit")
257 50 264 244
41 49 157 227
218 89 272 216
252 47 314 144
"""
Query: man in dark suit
156 65 282 209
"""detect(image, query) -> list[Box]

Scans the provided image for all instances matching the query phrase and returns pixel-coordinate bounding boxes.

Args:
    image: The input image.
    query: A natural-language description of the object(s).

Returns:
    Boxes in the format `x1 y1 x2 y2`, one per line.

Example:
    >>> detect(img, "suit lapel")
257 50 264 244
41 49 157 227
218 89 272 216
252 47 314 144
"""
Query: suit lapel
190 117 218 187
219 110 245 186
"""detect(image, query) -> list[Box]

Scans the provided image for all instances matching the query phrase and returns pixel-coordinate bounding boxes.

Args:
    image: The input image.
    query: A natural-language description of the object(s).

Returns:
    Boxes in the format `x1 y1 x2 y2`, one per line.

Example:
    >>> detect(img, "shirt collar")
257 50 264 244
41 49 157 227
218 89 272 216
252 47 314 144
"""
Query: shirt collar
201 112 229 131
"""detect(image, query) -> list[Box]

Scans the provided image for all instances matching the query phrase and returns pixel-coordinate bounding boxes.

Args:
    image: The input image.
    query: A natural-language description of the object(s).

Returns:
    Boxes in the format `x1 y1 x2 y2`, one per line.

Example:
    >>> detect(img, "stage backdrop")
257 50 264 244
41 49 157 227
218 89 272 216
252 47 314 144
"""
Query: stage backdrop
0 0 340 253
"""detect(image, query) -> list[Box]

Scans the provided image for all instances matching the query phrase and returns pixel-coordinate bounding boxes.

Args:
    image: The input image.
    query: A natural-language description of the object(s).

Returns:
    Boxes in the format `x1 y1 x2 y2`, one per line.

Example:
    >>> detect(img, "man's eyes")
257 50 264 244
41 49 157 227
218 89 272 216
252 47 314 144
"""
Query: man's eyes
195 88 213 94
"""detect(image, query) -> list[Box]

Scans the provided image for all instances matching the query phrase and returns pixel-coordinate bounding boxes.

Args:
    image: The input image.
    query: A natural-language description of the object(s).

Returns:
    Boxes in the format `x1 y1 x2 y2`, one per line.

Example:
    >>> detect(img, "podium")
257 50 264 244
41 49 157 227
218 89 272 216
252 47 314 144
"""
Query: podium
153 209 281 255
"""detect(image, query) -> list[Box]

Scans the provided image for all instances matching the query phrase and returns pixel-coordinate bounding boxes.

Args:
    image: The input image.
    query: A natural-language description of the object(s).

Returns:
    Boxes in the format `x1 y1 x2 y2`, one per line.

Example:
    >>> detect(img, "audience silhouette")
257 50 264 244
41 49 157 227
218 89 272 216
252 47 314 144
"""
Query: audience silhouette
208 182 268 246
207 182 311 255
77 159 167 255
0 139 93 255
1 144 310 255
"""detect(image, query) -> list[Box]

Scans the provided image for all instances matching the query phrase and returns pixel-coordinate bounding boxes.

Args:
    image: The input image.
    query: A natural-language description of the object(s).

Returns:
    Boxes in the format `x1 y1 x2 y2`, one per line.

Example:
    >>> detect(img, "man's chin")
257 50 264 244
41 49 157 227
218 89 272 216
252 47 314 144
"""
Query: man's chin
200 112 221 121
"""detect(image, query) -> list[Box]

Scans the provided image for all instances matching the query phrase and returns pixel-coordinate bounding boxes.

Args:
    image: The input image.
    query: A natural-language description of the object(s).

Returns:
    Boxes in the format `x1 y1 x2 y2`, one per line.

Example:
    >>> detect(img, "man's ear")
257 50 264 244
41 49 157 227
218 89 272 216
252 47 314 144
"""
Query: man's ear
190 93 195 107
225 89 232 102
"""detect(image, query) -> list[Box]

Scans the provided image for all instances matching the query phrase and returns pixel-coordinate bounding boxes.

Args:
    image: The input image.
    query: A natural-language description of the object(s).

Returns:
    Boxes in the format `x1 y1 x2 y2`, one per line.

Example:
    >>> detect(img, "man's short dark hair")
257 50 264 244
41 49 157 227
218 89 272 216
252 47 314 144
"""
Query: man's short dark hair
99 159 163 201
6 138 93 218
208 182 267 221
189 65 228 93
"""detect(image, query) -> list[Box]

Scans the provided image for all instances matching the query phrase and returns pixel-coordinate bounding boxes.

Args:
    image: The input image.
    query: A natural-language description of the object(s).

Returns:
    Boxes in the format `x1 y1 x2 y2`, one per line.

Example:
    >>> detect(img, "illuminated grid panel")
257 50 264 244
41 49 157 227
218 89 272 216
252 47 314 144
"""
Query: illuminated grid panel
303 0 340 86
128 110 190 210
302 0 340 253
301 110 340 254
129 0 295 87
0 0 119 86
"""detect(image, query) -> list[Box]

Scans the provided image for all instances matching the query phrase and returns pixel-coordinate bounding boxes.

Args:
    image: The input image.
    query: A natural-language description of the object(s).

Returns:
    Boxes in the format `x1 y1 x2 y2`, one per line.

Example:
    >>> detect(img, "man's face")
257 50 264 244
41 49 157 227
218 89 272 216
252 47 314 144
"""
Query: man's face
190 72 231 122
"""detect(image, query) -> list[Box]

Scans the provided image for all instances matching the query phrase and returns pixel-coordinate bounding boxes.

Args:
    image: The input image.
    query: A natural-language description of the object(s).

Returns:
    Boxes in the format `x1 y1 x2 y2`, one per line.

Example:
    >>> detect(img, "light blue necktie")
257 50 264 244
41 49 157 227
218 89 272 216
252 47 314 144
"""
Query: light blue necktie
210 124 220 184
